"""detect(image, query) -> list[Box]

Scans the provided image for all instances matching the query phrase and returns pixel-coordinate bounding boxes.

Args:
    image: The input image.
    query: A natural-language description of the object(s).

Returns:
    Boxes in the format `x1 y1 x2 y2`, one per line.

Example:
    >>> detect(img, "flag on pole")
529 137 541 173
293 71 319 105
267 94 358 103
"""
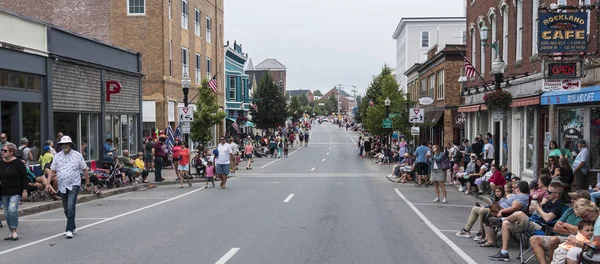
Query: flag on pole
208 74 218 94
464 57 476 79
232 122 240 134
252 103 258 112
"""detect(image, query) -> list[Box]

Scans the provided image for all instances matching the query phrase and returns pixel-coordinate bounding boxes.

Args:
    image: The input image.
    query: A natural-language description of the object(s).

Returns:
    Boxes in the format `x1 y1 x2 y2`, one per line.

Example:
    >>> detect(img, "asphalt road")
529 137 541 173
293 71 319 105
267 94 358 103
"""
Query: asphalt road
0 122 532 264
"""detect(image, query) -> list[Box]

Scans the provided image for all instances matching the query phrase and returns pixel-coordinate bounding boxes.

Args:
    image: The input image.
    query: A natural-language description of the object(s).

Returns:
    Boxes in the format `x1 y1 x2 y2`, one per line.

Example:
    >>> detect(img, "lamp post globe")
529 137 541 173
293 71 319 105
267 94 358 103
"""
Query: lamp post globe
182 73 191 106
479 25 489 44
384 97 391 106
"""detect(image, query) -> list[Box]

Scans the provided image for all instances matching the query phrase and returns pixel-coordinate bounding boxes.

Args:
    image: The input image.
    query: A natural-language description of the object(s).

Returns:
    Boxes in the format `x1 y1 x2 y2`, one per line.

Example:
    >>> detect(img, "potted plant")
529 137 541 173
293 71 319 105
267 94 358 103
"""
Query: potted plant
483 89 513 112
236 115 248 124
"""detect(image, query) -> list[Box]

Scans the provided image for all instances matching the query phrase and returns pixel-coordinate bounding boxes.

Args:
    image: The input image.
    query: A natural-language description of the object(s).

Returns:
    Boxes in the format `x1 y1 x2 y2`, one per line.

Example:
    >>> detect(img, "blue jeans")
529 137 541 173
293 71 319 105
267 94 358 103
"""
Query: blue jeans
591 191 600 205
60 186 80 232
2 195 21 229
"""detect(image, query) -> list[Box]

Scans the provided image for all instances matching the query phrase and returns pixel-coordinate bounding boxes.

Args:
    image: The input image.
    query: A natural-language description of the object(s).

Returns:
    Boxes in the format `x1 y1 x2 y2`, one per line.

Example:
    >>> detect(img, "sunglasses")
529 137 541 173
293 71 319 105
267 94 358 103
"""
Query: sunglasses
1 149 8 153
547 190 558 195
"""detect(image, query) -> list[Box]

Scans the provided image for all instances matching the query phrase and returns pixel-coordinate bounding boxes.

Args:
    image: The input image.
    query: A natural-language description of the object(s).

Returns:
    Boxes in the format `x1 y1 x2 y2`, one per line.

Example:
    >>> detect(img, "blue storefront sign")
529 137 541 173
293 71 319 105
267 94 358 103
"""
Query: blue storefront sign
541 85 600 105
538 12 588 53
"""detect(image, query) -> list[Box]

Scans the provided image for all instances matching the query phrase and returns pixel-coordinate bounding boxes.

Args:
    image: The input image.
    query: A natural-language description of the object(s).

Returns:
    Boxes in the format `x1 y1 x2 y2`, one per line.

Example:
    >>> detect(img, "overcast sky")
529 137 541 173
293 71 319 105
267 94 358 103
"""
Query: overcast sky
224 0 465 95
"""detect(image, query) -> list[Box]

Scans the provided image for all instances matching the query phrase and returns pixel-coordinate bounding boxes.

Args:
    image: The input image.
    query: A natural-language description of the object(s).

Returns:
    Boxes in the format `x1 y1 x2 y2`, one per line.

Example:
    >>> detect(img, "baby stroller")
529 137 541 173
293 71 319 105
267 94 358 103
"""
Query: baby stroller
192 155 206 178
92 155 124 189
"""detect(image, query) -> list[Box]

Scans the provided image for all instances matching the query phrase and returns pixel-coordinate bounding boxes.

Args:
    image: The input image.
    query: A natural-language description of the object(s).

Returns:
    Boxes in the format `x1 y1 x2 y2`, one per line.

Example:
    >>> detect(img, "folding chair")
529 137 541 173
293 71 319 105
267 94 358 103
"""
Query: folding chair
516 204 568 264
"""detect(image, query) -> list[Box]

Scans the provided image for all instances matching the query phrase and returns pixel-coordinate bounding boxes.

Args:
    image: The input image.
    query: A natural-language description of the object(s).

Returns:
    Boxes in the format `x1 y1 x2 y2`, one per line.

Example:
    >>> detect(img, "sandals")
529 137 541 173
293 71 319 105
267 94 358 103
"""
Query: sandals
4 234 17 241
479 241 494 247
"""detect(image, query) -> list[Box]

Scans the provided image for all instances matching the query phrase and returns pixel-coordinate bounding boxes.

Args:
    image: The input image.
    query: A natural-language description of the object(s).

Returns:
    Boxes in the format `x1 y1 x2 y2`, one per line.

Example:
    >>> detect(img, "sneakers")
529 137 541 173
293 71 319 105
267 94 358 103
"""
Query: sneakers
433 197 440 203
455 229 471 238
489 251 510 261
65 231 73 239
473 231 484 241
458 186 465 192
487 217 503 227
442 198 447 203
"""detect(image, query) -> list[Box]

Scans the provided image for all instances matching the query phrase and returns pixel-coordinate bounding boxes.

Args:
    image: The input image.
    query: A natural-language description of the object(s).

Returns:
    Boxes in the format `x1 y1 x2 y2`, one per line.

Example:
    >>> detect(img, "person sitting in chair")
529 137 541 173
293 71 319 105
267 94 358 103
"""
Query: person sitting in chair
134 152 149 183
487 182 565 261
118 150 141 184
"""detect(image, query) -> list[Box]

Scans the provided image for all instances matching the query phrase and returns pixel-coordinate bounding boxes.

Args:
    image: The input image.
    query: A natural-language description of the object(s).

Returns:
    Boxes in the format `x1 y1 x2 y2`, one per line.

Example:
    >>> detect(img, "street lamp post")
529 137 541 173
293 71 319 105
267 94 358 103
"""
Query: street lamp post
181 73 191 147
384 97 391 149
480 25 505 164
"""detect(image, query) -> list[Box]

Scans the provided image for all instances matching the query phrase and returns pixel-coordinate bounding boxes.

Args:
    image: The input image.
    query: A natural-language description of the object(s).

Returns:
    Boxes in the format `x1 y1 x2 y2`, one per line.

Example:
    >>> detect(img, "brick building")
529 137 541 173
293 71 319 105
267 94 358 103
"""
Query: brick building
406 45 466 146
286 90 315 103
320 87 354 115
1 0 226 147
246 59 287 95
461 0 600 181
0 9 143 161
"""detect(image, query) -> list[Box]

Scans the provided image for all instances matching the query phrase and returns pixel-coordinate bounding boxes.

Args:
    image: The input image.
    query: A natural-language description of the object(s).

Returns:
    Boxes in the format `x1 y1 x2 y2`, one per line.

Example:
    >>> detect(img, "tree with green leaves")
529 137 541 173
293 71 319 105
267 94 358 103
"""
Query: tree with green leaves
313 90 323 96
288 96 302 122
298 94 309 106
250 73 287 130
362 66 412 140
354 95 363 123
190 80 226 148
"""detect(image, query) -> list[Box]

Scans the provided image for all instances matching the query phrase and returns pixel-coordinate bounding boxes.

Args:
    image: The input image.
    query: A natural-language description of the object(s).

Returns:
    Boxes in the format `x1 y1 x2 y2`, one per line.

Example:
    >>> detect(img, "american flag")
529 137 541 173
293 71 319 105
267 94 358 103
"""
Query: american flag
464 57 476 79
232 122 240 134
208 74 218 94
252 103 258 112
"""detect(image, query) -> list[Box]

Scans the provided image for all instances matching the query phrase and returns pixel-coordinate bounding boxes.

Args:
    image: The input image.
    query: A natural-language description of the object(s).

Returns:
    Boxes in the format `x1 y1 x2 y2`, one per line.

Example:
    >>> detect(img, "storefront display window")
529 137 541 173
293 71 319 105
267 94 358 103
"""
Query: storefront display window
525 107 536 171
81 114 89 160
103 114 138 157
22 102 41 150
558 108 585 156
55 113 99 160
502 116 509 166
55 112 79 149
591 108 600 170
89 115 98 161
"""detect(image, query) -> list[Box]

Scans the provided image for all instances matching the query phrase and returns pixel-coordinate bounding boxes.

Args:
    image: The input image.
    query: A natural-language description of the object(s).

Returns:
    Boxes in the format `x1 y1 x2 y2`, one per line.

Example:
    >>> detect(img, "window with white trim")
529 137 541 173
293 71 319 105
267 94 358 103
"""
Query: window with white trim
421 31 429 48
181 0 188 29
479 22 485 75
420 79 426 97
428 74 435 98
194 9 201 36
195 53 201 84
470 28 477 72
206 58 212 80
169 40 172 76
490 14 497 61
229 76 236 101
181 47 189 77
516 0 523 61
127 0 145 15
502 6 508 62
436 70 444 100
532 0 539 56
581 0 591 35
168 0 171 20
206 17 212 43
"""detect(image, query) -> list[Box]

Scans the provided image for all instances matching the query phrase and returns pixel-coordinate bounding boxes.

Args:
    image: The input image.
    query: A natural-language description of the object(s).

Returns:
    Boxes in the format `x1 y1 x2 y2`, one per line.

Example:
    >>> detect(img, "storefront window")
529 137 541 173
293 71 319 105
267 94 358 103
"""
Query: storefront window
121 115 129 155
113 115 121 156
591 108 600 170
89 114 98 160
54 112 79 149
129 115 137 153
559 108 585 156
22 103 41 150
10 72 26 89
502 116 509 166
0 70 8 87
81 114 89 160
104 115 112 143
525 107 536 171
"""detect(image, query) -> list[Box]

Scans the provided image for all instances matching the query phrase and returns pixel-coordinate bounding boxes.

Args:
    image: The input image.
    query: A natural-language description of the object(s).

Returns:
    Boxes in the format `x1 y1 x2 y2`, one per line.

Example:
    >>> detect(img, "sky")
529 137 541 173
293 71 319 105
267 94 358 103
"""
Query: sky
224 0 465 96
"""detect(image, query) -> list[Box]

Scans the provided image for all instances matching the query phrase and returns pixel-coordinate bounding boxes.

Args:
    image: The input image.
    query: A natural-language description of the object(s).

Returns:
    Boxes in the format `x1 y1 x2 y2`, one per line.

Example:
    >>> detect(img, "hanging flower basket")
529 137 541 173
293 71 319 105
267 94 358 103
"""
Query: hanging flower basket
483 89 513 112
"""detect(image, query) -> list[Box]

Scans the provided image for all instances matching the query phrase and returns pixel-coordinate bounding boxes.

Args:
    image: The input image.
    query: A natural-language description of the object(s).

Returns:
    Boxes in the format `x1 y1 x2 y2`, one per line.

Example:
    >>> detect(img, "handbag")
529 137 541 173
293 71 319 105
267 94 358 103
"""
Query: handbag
440 153 451 170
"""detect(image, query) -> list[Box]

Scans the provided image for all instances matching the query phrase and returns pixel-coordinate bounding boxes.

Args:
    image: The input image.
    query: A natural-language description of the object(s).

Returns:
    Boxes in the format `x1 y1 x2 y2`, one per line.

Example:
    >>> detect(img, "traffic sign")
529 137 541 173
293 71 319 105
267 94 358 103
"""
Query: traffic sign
382 118 392 128
179 107 193 122
410 127 420 135
181 122 190 134
409 108 424 123
389 113 399 118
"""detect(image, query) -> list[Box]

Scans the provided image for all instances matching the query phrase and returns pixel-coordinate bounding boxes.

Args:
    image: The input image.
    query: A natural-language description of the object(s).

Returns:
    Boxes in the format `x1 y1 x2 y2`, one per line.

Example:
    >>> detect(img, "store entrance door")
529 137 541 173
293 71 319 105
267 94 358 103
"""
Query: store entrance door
1 101 19 143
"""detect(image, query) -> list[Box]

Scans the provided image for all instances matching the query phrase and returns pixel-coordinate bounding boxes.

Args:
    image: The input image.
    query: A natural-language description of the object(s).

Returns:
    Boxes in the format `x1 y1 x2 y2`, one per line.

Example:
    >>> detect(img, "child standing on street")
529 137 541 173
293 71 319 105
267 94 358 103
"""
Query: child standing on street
205 161 215 188
284 138 289 158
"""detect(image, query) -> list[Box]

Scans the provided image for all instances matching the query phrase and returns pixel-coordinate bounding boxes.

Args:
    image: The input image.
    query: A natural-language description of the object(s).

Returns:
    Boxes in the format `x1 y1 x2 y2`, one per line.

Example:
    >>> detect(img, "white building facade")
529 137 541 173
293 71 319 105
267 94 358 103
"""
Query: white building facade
392 17 466 92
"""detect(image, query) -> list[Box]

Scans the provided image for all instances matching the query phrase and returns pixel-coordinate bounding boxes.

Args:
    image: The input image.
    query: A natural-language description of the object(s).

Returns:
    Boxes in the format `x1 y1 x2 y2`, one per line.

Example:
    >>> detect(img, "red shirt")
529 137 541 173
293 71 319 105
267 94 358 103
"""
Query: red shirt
178 148 190 166
488 170 506 186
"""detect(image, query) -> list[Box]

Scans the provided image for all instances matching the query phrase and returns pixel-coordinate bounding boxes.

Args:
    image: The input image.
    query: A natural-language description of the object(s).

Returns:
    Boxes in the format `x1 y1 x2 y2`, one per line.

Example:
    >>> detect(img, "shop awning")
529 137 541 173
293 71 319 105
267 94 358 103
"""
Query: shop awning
244 121 254 127
226 118 236 122
457 104 482 113
511 96 540 107
541 85 600 105
424 110 444 124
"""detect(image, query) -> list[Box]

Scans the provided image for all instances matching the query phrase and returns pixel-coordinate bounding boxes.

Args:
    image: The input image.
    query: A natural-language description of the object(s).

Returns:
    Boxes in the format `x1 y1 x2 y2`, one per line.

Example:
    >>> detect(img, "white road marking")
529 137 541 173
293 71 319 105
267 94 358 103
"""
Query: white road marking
394 188 477 264
329 147 331 150
350 137 356 144
104 197 171 200
322 158 326 162
0 187 205 256
215 248 240 264
283 193 295 203
20 218 108 222
260 147 302 168
311 167 316 171
326 152 329 155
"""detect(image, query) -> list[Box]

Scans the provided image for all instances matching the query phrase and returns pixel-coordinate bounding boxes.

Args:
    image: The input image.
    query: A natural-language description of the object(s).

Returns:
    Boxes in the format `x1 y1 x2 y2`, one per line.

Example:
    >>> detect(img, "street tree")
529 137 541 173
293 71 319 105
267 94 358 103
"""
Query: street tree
288 96 302 122
190 80 226 148
250 73 287 130
313 90 323 96
354 95 363 123
298 94 309 106
363 66 412 140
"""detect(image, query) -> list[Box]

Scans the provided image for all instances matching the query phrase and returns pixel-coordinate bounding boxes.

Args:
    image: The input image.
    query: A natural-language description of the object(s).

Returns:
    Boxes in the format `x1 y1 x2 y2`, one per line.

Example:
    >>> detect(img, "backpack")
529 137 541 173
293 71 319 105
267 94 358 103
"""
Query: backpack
453 150 463 163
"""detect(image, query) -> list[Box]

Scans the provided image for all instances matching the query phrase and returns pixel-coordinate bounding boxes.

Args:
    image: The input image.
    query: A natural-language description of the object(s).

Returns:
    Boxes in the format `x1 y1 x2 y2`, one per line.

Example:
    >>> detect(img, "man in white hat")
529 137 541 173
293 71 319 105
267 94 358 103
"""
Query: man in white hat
45 135 90 239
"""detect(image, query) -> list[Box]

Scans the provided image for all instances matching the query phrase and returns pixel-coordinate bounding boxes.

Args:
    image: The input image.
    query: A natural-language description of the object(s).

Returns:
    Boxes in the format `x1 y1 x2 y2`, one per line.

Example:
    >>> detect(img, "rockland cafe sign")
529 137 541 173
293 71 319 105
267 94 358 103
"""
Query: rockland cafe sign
538 12 588 53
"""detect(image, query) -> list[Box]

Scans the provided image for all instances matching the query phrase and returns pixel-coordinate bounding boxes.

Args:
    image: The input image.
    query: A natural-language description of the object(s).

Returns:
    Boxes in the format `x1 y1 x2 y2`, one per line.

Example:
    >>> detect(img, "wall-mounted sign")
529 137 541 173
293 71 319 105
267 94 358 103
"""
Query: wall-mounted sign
538 12 588 53
548 62 578 78
410 127 420 135
105 80 121 102
418 97 434 105
542 79 581 92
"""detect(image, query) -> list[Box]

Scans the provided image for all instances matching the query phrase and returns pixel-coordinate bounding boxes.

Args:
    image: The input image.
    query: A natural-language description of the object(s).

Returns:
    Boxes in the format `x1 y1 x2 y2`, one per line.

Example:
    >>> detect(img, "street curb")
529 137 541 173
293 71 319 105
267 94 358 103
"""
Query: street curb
0 177 224 221
385 176 493 204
